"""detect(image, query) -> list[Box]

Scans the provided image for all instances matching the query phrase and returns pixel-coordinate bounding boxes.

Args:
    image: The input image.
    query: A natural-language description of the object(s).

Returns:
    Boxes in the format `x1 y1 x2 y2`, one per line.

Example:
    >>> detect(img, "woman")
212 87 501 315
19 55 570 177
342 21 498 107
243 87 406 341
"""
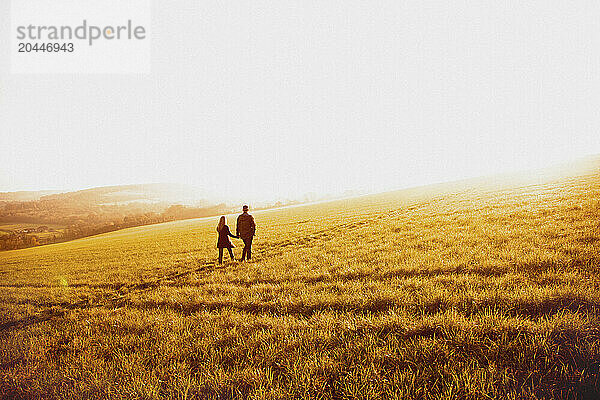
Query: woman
216 216 237 264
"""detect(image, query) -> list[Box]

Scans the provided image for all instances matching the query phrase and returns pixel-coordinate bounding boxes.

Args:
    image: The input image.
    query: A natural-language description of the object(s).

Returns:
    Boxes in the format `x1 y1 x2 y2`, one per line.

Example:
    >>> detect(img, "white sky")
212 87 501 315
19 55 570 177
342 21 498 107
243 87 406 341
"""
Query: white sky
1 1 600 202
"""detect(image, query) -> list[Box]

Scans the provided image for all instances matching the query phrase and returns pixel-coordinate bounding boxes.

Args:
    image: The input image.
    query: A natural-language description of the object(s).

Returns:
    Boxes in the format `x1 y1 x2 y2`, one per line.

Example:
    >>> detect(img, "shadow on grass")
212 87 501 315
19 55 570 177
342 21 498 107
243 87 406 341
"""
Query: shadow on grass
166 257 600 289
123 294 600 319
126 297 398 317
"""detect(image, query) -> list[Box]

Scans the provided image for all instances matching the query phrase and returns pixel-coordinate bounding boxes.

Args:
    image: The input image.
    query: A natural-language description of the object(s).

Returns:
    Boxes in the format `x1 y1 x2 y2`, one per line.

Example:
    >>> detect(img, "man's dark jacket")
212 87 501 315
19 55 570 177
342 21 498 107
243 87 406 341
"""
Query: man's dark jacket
236 212 256 239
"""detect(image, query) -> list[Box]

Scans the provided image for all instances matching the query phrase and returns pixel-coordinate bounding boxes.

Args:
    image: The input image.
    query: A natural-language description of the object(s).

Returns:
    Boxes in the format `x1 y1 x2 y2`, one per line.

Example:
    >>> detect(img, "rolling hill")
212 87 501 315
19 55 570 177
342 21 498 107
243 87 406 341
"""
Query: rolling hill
0 190 61 202
1 159 599 399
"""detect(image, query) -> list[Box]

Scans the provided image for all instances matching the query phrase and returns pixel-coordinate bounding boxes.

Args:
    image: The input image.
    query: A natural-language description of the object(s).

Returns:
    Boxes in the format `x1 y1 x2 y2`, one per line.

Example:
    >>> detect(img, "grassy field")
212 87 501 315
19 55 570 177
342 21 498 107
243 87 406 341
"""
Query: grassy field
1 167 600 399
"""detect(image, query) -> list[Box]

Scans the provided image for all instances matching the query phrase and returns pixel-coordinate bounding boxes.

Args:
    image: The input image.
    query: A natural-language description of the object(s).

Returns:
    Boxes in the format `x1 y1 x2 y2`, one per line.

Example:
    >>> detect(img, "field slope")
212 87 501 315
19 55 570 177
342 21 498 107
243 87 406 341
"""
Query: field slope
1 166 600 399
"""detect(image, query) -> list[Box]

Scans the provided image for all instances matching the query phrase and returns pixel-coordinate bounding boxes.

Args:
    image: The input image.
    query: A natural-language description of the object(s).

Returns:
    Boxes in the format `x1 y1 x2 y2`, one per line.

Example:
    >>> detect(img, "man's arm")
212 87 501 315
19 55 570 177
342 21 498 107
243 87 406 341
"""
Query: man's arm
236 215 240 237
250 216 256 236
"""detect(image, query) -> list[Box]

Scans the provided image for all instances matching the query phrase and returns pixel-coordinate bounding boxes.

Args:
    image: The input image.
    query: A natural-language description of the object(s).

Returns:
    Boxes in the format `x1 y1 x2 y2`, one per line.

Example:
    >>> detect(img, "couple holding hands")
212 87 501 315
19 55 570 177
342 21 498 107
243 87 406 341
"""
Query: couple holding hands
216 205 256 264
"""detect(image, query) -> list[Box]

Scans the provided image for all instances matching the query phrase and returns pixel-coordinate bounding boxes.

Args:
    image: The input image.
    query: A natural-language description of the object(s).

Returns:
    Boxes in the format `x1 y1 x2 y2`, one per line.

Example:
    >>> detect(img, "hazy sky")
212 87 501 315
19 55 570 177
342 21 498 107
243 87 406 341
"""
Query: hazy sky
2 1 600 202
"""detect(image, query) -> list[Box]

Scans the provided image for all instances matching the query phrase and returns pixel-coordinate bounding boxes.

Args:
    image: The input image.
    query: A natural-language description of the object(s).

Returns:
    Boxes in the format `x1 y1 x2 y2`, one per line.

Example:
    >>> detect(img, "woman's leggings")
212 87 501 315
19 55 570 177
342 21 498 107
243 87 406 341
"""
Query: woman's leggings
218 248 234 264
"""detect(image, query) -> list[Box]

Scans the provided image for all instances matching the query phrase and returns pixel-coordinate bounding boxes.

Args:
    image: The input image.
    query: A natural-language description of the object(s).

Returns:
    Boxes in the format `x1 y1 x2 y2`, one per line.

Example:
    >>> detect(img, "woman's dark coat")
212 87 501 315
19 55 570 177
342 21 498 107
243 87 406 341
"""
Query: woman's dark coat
217 225 236 248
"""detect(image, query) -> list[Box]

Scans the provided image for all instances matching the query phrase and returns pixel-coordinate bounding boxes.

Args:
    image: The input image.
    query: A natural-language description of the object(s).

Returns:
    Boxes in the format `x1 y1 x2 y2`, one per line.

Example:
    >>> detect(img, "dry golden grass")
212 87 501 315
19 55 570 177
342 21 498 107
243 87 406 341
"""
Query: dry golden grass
1 169 600 399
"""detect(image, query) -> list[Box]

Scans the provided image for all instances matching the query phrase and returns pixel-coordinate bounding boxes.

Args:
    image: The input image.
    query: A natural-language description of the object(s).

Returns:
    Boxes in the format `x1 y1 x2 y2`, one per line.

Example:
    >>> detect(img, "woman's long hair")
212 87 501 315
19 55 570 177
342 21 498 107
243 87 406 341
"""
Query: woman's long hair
217 216 226 232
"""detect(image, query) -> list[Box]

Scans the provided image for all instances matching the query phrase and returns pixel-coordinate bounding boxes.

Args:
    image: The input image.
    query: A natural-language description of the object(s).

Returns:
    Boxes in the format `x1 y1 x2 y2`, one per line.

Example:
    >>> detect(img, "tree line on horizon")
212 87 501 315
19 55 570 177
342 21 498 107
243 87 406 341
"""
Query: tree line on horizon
0 201 230 251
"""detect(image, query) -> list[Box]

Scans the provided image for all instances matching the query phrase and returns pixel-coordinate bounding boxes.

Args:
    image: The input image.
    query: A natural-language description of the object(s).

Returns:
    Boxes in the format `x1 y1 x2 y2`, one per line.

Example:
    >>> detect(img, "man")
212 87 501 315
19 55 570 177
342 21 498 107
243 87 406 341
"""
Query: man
236 205 256 261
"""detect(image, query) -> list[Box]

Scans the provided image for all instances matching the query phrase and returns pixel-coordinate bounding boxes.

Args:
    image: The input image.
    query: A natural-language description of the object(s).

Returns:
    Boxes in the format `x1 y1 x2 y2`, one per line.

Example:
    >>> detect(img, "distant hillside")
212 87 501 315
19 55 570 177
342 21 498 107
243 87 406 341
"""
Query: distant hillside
0 184 232 250
0 183 224 224
38 183 212 207
0 190 61 202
